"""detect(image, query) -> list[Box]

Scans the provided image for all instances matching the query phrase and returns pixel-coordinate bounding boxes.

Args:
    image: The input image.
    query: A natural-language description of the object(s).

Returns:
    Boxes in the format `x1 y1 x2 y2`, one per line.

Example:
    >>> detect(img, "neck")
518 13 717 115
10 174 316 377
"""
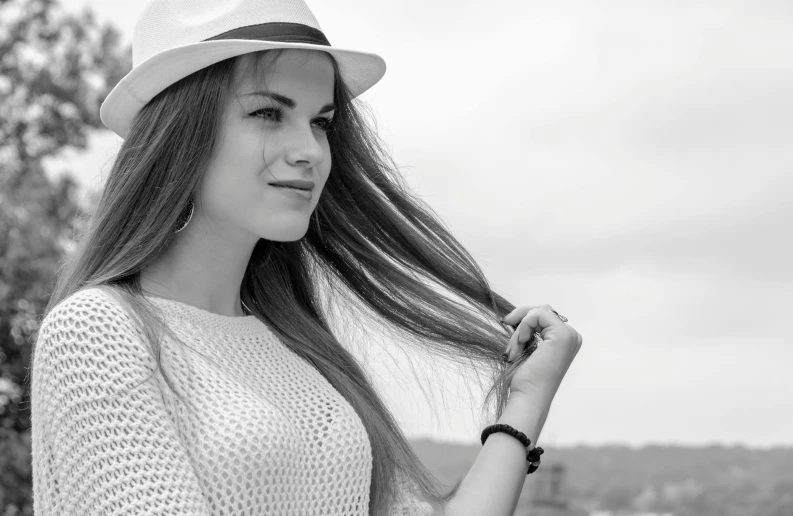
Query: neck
140 214 259 317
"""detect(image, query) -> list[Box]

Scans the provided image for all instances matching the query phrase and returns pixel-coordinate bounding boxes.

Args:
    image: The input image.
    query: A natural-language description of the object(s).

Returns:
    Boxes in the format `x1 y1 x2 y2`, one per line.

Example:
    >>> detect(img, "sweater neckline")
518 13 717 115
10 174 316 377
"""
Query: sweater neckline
144 295 272 337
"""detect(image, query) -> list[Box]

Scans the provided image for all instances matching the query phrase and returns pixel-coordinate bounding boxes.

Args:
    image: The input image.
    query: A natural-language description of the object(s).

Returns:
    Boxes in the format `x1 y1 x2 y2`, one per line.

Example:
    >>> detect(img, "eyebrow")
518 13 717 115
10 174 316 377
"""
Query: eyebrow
243 91 336 114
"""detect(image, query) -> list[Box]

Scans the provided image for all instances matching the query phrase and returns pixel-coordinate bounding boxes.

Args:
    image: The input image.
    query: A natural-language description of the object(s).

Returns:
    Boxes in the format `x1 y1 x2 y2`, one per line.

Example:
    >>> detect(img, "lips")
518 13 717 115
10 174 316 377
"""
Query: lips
268 179 315 191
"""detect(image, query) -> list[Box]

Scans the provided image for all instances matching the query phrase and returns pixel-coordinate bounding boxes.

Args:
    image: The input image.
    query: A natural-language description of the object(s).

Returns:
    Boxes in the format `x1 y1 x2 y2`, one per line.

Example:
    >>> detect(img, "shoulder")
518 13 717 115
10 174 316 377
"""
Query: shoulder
42 286 136 331
36 286 148 360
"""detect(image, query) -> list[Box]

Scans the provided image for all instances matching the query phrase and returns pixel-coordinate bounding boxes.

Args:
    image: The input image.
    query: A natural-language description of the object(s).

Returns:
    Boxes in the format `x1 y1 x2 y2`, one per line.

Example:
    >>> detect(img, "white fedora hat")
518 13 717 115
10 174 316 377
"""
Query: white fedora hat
100 0 387 139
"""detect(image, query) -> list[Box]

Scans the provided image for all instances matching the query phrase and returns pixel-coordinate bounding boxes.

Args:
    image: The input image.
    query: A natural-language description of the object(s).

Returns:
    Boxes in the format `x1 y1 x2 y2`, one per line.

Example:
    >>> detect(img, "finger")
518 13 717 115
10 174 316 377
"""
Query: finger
518 305 554 341
505 307 539 361
521 305 562 340
507 304 556 335
501 305 544 327
513 306 561 356
512 307 541 358
505 318 523 359
503 305 556 360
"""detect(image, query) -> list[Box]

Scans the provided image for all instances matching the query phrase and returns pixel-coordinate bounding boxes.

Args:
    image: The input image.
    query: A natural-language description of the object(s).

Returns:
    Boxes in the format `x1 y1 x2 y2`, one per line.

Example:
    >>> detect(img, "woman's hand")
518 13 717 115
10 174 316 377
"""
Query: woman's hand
501 305 583 396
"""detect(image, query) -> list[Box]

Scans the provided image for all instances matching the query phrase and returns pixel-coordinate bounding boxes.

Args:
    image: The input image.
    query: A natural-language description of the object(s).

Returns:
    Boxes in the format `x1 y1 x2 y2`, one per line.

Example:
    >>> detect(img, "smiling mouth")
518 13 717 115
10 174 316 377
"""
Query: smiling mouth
269 183 313 201
270 185 311 191
267 179 315 191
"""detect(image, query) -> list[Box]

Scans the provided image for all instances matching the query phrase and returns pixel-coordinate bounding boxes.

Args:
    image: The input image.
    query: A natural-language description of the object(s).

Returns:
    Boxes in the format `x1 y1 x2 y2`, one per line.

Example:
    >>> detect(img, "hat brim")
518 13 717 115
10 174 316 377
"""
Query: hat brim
100 39 386 139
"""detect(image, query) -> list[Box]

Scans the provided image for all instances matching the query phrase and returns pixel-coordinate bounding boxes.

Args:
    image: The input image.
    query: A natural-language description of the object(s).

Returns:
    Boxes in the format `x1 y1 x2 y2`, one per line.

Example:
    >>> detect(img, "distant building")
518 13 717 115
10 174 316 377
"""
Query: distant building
515 462 588 516
588 512 675 516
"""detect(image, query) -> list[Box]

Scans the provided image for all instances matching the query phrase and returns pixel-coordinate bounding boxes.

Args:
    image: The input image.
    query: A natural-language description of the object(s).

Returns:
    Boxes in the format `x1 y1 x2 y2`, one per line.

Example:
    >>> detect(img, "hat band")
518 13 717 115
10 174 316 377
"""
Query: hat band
204 22 331 46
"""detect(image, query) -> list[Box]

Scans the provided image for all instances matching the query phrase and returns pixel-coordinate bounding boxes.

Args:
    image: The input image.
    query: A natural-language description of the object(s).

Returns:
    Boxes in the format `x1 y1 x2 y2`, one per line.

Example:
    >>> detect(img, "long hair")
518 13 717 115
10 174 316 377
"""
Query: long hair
35 49 523 516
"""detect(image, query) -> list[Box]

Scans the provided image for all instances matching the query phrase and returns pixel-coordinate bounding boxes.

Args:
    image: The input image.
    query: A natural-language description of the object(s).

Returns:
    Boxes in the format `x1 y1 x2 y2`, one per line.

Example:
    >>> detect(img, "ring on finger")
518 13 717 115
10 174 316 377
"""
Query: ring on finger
548 308 568 323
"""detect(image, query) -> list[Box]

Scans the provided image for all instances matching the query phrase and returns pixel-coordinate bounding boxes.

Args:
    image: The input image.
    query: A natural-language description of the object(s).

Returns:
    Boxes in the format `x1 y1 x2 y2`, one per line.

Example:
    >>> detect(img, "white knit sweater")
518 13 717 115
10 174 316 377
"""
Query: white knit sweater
30 287 434 516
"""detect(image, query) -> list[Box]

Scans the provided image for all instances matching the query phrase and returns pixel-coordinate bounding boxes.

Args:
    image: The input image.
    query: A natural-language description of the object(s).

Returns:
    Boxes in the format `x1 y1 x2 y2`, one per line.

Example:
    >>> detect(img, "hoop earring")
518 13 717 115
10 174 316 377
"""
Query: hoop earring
174 199 194 234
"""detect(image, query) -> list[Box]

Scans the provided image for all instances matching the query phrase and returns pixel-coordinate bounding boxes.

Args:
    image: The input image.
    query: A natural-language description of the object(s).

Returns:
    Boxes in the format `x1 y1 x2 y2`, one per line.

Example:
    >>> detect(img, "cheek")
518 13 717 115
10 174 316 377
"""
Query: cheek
317 142 333 189
200 136 266 217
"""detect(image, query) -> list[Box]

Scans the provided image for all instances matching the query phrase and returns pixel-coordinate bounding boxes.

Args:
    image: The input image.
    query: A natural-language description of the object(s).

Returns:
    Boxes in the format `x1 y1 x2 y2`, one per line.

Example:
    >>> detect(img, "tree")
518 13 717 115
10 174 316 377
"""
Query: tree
0 0 130 513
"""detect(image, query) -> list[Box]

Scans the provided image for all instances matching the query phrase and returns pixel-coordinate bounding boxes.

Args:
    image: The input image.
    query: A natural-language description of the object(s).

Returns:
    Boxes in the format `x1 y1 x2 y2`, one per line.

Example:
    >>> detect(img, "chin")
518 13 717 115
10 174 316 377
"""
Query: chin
258 219 310 242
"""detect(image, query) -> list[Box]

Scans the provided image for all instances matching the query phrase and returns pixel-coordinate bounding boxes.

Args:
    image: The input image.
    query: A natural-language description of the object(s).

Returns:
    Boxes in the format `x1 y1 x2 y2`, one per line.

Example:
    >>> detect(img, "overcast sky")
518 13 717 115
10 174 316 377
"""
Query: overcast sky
47 0 792 448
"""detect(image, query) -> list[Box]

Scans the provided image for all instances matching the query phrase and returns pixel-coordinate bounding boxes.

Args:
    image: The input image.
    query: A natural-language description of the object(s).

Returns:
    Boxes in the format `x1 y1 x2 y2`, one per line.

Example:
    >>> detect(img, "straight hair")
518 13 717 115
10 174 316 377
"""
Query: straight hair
35 49 523 516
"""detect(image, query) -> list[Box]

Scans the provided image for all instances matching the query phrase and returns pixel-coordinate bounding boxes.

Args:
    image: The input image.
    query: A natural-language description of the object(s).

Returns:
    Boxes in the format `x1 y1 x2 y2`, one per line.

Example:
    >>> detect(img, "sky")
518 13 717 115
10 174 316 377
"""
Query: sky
46 0 793 448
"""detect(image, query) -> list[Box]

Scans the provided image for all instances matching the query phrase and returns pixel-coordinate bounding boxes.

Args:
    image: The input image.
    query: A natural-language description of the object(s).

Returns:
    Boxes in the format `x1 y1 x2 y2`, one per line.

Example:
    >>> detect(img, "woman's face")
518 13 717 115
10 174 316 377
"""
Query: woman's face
199 49 335 242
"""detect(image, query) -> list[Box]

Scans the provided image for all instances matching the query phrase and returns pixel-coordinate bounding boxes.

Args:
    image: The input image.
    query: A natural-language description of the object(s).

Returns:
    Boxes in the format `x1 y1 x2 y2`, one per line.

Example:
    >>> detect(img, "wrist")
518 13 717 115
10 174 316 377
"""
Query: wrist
496 389 555 448
510 374 563 400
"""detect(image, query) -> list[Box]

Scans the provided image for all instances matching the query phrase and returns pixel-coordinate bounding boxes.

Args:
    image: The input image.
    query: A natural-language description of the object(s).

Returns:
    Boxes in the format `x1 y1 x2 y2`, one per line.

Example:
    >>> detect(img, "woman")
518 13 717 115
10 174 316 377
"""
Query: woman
29 0 583 515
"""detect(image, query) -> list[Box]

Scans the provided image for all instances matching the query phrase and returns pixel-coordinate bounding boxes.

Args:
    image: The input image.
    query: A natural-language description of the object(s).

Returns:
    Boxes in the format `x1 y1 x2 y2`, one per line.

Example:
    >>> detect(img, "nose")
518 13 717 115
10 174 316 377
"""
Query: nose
284 123 326 169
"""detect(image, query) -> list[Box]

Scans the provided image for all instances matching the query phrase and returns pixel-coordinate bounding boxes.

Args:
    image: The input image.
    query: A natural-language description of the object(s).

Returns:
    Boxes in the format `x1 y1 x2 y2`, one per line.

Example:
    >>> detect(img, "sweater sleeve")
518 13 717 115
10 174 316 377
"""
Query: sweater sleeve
30 288 212 516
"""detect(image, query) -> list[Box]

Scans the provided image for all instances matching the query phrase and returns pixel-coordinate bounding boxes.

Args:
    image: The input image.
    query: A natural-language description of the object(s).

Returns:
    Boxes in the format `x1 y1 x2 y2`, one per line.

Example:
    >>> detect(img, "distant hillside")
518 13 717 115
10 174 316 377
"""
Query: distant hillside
408 439 793 516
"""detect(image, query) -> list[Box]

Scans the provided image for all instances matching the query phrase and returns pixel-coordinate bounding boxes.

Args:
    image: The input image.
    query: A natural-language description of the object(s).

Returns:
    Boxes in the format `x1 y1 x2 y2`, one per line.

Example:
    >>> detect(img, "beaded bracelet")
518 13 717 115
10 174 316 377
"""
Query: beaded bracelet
481 423 530 447
480 423 544 475
526 446 544 474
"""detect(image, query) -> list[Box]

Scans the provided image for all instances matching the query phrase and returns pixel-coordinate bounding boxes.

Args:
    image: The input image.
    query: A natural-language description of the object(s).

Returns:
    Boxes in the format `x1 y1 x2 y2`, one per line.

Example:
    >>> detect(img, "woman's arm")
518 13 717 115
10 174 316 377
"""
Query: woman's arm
443 385 559 516
441 304 582 516
30 289 212 516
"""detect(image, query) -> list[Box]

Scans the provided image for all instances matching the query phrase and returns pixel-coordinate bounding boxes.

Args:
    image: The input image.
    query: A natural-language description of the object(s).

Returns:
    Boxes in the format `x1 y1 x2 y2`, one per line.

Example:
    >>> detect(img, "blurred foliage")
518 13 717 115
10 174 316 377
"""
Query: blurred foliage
0 0 130 513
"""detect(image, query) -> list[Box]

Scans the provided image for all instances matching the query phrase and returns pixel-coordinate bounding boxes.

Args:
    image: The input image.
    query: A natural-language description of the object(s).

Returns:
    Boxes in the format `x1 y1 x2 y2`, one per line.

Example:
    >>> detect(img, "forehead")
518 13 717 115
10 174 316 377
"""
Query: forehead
232 50 335 94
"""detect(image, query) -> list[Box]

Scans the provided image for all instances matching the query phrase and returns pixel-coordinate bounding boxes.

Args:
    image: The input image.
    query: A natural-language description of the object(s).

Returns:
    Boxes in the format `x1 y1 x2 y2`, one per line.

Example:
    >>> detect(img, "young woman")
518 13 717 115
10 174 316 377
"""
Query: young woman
29 0 583 515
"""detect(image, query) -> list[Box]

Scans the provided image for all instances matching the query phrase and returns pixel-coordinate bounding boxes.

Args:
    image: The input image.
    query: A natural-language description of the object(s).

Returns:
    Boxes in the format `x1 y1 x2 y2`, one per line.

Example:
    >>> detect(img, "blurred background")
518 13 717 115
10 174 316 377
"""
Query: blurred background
1 0 791 515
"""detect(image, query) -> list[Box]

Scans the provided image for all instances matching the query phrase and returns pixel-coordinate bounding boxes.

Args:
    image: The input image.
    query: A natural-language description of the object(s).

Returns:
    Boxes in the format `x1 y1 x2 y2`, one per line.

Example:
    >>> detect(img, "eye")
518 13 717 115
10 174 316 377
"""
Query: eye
250 107 334 133
313 117 335 133
250 107 283 122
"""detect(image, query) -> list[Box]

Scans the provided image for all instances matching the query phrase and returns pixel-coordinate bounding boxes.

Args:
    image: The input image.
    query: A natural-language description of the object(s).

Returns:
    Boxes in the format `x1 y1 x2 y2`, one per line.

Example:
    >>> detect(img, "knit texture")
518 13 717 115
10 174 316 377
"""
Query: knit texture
30 287 434 516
